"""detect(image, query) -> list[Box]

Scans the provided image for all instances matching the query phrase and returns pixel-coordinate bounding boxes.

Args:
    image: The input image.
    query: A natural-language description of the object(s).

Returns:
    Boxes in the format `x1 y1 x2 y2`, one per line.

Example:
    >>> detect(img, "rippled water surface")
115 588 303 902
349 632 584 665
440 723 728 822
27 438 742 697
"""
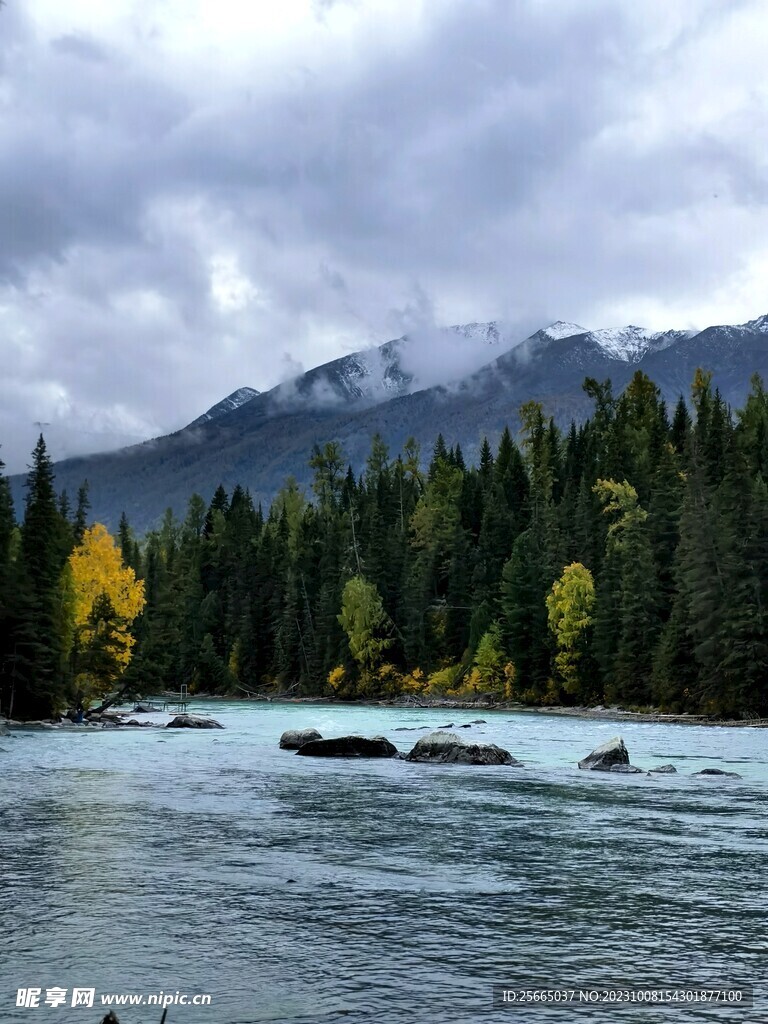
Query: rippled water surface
2 703 767 1023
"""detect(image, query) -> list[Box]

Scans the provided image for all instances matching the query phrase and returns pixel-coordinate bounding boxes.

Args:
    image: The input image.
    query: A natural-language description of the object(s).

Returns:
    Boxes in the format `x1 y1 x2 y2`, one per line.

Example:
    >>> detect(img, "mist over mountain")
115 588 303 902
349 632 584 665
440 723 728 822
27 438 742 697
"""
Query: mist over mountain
9 315 768 533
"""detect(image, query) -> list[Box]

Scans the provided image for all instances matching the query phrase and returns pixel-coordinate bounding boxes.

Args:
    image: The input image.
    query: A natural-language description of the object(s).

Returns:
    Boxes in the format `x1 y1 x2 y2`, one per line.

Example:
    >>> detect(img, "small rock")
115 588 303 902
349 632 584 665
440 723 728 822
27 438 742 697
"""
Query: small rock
649 764 677 774
578 736 629 771
436 723 454 730
279 728 322 750
296 735 397 758
609 764 644 774
457 723 472 729
471 719 487 724
693 768 743 779
166 715 224 729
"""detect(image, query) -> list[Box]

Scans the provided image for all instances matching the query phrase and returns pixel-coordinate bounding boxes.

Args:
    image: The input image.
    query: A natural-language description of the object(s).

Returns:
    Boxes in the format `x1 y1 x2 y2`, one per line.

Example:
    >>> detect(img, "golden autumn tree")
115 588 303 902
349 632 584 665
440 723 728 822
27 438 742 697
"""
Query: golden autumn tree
68 523 145 700
546 562 595 697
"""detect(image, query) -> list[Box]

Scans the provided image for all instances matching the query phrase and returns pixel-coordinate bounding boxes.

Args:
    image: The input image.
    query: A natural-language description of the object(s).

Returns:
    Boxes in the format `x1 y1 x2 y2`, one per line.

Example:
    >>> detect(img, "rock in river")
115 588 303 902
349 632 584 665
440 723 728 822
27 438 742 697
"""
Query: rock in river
609 764 644 774
405 730 522 766
578 736 629 771
166 715 224 729
692 768 743 779
296 735 397 758
279 728 323 750
649 764 677 774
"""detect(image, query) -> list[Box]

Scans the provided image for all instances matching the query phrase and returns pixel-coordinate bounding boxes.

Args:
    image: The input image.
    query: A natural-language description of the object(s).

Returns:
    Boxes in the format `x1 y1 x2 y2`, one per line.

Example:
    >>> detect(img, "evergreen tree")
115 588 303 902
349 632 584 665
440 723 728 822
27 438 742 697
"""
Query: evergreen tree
13 437 71 717
73 481 91 544
593 479 660 706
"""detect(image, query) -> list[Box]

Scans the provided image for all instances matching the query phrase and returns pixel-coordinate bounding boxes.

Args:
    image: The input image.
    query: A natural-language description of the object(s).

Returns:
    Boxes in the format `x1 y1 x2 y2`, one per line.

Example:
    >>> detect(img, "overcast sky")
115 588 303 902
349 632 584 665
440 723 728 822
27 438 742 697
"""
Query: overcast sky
2 0 768 472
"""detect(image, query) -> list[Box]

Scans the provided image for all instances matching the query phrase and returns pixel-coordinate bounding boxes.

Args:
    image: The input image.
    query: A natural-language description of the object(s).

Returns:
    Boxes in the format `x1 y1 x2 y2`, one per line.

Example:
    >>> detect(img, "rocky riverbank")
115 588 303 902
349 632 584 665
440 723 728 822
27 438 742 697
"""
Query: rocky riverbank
195 691 768 728
0 713 223 731
6 697 766 732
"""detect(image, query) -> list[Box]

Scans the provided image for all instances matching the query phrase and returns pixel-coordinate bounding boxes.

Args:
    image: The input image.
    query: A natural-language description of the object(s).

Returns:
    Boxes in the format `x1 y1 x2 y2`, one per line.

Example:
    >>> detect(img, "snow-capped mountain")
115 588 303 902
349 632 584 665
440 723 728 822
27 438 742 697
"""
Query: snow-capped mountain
540 321 588 341
188 387 260 428
585 326 692 364
737 314 768 335
532 321 694 364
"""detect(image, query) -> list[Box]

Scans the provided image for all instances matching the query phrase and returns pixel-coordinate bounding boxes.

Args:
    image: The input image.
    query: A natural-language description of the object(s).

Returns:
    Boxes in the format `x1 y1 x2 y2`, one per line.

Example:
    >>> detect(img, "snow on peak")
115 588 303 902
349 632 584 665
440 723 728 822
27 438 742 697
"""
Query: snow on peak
541 321 588 341
589 325 653 362
226 386 261 407
449 321 502 344
585 325 684 363
740 313 768 334
191 386 260 427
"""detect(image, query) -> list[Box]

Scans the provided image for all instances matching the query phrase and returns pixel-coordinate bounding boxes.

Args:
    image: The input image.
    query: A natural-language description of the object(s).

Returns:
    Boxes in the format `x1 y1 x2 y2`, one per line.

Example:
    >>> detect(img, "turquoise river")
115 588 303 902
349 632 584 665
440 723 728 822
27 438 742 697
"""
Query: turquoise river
1 702 767 1023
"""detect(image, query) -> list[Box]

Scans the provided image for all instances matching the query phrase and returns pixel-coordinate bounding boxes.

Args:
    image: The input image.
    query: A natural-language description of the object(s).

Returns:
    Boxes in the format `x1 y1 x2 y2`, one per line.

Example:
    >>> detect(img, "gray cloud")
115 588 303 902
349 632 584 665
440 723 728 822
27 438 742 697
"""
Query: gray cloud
50 33 110 63
2 0 768 473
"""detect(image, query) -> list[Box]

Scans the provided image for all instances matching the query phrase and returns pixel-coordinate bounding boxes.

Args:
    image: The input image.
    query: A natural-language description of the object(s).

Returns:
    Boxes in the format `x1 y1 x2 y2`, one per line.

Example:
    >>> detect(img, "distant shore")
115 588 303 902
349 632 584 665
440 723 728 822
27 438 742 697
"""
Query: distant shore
190 692 768 728
5 695 766 731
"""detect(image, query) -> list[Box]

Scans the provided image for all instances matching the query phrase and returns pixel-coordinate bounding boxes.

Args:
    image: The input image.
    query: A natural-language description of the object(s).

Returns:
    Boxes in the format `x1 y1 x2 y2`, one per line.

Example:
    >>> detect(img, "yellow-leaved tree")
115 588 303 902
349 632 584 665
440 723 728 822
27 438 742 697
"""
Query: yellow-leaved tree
546 562 595 698
68 523 145 701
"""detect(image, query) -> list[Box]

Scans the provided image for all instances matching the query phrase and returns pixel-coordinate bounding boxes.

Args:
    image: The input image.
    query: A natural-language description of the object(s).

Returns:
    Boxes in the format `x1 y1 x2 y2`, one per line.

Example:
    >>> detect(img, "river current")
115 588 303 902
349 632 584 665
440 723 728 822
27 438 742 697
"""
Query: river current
1 702 766 1023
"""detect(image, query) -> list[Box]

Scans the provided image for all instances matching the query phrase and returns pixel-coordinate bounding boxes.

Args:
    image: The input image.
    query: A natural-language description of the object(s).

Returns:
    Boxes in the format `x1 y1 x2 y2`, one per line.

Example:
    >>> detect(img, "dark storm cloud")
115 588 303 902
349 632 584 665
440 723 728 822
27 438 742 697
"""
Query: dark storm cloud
2 0 768 472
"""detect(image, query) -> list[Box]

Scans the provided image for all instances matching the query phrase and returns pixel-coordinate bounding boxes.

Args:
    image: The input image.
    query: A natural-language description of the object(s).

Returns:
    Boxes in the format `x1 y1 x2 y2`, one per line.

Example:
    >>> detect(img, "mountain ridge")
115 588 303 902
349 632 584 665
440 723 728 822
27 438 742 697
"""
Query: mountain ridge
8 313 768 532
187 386 262 428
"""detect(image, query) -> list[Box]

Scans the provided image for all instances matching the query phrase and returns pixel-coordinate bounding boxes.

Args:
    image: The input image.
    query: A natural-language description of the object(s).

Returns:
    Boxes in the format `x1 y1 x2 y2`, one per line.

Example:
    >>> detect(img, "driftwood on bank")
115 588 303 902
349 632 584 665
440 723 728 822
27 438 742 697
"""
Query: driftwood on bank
88 680 137 716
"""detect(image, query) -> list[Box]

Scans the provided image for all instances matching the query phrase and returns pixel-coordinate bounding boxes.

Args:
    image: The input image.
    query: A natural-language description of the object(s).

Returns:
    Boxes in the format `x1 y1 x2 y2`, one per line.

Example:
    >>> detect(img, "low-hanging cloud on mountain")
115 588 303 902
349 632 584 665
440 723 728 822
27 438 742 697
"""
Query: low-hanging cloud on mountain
3 0 768 471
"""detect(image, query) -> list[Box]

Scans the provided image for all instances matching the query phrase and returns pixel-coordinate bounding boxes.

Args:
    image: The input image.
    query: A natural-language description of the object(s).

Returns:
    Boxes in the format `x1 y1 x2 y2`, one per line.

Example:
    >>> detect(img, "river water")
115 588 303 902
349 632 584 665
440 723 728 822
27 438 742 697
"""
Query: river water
1 703 766 1023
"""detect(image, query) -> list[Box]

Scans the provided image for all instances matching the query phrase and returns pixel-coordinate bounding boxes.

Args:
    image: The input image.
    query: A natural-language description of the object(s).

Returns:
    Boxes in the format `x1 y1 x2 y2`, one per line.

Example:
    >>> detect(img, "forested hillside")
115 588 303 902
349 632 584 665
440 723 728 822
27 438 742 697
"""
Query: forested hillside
2 369 767 720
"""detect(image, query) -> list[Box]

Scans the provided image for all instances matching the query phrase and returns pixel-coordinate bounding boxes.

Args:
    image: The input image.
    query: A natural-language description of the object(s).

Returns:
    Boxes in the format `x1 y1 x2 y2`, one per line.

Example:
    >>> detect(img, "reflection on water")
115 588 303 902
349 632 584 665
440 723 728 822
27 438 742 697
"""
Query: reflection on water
1 704 767 1022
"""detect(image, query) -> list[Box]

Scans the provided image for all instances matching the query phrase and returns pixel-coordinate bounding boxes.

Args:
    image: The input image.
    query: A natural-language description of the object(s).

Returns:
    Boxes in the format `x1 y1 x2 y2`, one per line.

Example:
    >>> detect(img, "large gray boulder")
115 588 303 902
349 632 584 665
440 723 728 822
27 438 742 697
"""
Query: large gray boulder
405 730 522 766
296 735 397 758
166 715 223 729
279 728 323 750
405 731 462 759
578 736 629 771
446 743 521 765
